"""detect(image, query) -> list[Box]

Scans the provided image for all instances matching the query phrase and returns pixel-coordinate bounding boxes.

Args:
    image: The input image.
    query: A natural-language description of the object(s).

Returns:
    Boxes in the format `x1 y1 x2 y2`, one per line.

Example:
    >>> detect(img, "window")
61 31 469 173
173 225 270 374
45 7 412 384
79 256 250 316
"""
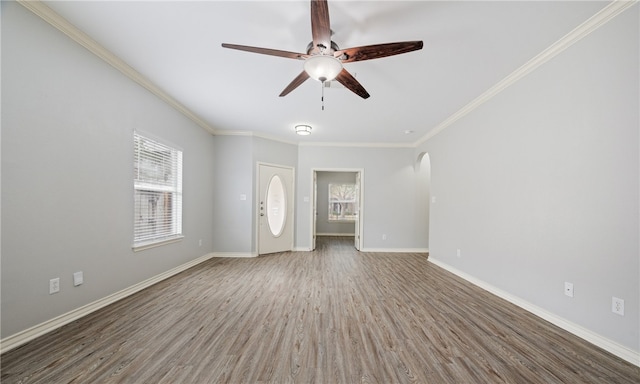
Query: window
133 132 183 250
328 183 358 222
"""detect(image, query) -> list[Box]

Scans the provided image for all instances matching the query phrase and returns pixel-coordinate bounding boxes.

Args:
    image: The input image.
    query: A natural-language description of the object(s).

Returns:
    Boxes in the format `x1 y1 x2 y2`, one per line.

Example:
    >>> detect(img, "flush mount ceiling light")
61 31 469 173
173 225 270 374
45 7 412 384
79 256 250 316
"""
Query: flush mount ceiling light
295 125 312 135
303 55 343 83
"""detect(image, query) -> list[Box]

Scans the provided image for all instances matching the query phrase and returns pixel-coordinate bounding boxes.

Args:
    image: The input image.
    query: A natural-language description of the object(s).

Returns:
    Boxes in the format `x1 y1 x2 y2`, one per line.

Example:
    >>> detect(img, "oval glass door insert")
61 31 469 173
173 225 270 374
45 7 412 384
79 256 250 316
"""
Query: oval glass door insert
266 174 287 237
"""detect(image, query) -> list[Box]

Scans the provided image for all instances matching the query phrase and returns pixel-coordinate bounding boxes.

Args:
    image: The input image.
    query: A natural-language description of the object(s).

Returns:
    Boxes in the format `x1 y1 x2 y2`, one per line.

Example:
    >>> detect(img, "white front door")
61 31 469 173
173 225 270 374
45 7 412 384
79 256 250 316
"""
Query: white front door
258 163 294 255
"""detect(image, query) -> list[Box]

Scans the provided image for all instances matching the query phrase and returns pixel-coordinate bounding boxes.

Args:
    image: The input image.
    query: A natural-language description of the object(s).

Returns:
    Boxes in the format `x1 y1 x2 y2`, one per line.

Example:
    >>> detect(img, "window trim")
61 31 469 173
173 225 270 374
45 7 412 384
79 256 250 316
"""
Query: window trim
132 235 184 252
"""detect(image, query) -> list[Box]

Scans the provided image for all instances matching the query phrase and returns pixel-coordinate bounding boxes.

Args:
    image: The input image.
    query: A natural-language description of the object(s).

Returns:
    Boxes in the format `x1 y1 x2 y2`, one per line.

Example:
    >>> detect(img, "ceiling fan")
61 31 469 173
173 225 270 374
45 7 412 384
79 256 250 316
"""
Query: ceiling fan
222 0 423 100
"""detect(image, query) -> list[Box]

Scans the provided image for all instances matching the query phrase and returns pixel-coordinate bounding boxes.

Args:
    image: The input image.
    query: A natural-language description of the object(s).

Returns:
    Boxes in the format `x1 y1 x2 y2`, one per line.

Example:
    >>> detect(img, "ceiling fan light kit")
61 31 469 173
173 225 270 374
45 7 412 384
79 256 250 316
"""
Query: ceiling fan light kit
304 55 342 83
222 0 423 101
295 125 312 135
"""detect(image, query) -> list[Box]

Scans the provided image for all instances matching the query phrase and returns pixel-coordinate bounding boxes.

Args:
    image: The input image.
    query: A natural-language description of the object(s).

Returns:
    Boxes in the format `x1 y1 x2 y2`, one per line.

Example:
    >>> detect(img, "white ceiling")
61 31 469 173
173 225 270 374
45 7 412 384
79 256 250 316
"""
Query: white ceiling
42 0 608 145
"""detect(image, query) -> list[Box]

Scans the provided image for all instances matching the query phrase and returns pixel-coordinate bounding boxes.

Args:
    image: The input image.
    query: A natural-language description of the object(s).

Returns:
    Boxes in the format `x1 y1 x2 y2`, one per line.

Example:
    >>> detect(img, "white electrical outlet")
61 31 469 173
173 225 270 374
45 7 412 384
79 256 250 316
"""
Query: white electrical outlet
612 297 624 316
49 278 60 294
456 249 461 258
73 271 83 286
564 282 574 297
382 234 387 240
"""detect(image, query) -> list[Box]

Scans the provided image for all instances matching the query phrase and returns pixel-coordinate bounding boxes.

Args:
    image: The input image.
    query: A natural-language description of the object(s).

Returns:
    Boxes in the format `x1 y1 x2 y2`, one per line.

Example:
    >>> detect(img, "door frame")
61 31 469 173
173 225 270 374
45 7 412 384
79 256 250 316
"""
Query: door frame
310 168 364 251
256 162 295 255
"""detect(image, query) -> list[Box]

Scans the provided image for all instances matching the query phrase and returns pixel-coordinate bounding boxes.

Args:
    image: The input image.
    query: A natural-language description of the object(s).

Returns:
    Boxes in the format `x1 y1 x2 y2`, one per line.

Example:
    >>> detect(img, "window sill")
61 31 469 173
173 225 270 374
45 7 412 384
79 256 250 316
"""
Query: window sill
132 235 184 252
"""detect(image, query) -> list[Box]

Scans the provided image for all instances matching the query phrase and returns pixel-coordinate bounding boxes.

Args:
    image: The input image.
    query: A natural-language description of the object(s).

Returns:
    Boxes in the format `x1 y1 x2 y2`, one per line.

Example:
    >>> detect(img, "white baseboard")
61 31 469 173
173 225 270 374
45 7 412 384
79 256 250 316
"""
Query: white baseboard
293 247 430 253
428 258 640 367
211 252 257 258
0 252 216 354
360 248 429 253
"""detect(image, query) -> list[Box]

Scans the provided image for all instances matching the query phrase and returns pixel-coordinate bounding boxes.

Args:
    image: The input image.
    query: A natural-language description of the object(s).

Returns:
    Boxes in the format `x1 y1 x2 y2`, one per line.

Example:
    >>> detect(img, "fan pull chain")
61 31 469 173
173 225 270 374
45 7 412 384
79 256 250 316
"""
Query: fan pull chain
321 81 325 111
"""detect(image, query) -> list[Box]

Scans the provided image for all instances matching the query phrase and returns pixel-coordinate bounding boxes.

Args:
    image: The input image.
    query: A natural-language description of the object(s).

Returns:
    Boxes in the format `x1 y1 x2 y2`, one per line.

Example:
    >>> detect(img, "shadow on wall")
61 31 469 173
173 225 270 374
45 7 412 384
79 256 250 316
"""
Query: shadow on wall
417 152 431 250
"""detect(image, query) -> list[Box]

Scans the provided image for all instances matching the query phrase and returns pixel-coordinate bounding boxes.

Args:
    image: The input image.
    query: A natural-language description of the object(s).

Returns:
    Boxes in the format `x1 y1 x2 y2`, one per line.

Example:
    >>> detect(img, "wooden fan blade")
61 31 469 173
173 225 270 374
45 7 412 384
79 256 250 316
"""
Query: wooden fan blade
334 41 423 63
335 69 370 99
279 71 310 97
310 0 331 54
222 43 308 60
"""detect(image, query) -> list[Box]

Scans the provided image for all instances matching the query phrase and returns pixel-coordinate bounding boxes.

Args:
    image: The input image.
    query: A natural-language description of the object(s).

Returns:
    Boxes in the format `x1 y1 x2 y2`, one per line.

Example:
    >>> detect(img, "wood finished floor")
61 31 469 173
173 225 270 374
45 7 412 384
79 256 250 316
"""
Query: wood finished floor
2 236 638 383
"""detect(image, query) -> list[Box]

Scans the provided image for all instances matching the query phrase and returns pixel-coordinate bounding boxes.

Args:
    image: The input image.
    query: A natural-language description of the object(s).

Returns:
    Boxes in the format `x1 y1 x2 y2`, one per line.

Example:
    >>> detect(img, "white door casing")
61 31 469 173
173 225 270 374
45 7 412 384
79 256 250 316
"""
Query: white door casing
312 170 317 251
310 168 363 251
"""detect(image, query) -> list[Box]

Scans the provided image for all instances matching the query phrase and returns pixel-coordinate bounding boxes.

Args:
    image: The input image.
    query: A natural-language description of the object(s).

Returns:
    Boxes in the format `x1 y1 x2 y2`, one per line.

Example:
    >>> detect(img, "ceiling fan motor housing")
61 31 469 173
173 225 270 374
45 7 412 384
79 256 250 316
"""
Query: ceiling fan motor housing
306 40 341 56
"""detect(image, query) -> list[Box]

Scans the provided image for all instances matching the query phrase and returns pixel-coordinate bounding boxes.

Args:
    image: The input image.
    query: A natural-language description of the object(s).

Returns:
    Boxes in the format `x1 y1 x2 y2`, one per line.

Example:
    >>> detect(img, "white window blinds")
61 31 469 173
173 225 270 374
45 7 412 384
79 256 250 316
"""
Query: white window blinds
133 132 183 247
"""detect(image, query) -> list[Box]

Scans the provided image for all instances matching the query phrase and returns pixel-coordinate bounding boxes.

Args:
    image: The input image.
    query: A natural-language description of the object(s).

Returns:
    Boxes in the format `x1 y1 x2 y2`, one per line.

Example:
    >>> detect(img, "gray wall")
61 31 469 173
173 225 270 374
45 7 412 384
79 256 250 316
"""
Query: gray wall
1 2 215 338
296 146 430 251
416 7 639 352
212 135 297 254
212 136 253 253
316 172 357 235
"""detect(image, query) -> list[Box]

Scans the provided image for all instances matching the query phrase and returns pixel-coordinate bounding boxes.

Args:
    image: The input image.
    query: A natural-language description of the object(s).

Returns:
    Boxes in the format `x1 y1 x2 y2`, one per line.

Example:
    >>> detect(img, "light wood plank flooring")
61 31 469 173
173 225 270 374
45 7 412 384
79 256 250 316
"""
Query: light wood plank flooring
2 236 638 383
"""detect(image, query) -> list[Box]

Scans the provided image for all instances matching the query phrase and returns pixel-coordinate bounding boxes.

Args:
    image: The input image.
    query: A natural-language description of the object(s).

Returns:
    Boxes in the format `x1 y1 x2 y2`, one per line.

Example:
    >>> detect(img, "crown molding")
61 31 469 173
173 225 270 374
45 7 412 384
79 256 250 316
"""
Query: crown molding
299 141 414 149
214 130 416 148
20 0 636 147
215 130 300 146
414 0 638 147
17 0 220 136
251 131 301 146
215 130 254 137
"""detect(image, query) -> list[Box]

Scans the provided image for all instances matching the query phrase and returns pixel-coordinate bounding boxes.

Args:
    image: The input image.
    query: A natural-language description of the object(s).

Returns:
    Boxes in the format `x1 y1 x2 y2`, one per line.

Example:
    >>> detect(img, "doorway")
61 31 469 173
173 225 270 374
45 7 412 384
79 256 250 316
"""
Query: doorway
258 163 295 255
311 169 363 251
